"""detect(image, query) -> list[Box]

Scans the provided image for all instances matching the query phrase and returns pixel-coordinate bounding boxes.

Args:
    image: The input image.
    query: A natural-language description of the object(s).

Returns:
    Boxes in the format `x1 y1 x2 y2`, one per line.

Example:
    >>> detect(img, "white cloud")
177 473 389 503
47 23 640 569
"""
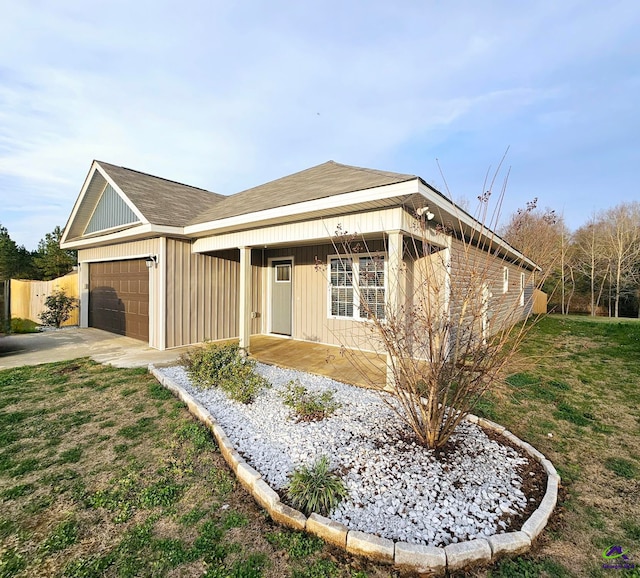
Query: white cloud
0 0 638 247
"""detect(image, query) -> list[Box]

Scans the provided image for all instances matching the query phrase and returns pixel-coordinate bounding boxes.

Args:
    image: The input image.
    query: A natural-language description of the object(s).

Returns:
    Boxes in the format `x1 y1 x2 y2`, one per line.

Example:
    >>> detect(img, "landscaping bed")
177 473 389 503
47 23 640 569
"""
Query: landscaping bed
157 363 547 548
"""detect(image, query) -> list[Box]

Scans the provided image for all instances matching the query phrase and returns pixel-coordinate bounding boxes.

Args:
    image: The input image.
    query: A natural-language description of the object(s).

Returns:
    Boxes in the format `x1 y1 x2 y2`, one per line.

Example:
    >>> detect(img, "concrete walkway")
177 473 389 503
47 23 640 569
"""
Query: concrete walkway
0 327 191 369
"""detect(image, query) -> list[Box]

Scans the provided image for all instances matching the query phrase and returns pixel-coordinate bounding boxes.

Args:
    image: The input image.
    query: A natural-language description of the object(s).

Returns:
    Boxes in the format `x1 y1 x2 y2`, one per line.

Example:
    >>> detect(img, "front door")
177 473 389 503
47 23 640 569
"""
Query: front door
271 259 292 336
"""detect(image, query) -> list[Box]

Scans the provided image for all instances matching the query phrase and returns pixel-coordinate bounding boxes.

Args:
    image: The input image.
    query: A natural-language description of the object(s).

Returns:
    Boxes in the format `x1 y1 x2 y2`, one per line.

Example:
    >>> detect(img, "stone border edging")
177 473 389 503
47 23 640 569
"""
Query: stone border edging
149 365 559 574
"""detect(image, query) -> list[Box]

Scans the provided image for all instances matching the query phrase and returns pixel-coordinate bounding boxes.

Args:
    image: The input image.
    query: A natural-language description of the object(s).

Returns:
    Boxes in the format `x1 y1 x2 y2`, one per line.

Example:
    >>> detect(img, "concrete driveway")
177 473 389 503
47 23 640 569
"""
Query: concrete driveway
0 327 191 369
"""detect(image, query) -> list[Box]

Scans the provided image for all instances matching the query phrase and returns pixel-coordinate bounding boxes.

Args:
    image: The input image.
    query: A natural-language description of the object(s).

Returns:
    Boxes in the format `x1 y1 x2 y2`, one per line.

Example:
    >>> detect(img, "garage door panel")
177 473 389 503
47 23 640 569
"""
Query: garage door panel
89 260 149 342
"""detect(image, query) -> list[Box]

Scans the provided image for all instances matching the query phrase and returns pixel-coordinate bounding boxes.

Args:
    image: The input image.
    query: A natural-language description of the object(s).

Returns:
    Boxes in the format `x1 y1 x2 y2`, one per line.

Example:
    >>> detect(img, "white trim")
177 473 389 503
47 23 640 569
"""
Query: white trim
61 161 148 247
503 266 509 293
148 257 156 348
193 207 407 254
81 181 142 237
267 256 295 337
79 261 89 328
519 271 526 307
327 252 387 321
417 181 539 271
82 220 142 239
80 253 154 263
186 180 418 236
61 161 101 246
61 223 186 249
158 237 167 350
94 164 148 224
239 247 253 351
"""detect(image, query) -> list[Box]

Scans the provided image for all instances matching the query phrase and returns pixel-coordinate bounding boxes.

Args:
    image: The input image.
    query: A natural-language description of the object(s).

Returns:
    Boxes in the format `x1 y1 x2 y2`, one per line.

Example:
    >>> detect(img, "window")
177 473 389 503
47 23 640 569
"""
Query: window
503 266 509 293
520 272 525 306
275 263 291 282
358 256 385 319
330 258 354 317
329 255 386 320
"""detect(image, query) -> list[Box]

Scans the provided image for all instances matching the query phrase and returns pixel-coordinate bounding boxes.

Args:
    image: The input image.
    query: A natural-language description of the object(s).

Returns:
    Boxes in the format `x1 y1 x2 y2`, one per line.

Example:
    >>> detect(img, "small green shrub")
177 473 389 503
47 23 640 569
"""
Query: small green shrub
181 343 269 404
287 456 348 516
38 290 78 328
280 380 341 421
10 318 39 333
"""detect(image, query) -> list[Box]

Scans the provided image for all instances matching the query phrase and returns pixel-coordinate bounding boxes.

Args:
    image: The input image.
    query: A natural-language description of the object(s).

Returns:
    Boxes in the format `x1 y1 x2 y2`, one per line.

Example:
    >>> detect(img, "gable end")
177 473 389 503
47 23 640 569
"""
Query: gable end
84 183 140 235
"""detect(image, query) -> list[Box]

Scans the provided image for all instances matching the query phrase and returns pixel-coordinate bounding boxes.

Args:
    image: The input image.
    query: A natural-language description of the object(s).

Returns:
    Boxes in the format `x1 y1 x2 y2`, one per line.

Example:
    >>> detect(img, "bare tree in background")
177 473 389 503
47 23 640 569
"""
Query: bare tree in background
600 202 640 318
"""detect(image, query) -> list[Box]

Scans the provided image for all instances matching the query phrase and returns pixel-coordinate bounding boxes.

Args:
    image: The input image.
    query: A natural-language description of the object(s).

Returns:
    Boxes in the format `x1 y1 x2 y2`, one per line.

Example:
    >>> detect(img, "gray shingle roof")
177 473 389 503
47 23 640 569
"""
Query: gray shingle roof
97 161 224 227
190 161 417 225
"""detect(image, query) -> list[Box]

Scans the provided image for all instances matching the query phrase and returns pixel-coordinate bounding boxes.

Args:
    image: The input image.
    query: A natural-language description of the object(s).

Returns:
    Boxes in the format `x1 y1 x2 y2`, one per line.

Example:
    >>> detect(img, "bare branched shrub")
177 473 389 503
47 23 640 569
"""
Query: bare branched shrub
321 160 548 450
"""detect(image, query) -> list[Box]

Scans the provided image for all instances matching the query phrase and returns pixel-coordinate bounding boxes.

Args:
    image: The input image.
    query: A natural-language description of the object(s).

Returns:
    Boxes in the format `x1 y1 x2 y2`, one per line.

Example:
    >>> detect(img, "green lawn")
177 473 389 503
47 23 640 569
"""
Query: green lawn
0 360 381 578
475 315 640 578
0 315 639 577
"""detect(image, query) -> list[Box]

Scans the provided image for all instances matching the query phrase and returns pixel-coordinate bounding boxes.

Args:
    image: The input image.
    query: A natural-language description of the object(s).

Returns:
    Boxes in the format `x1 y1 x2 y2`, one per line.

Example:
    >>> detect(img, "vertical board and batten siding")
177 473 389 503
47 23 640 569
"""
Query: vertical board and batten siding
164 239 263 349
84 183 140 234
266 241 386 351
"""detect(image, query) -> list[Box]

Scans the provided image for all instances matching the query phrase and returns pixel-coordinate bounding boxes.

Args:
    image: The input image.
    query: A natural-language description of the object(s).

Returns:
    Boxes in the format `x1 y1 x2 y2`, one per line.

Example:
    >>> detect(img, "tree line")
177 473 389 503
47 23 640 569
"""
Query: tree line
500 200 640 318
0 224 77 282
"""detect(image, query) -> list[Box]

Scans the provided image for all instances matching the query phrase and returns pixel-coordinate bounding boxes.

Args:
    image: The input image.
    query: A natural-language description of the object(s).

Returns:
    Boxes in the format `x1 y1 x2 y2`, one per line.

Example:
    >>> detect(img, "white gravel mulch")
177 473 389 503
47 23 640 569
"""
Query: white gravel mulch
158 363 530 547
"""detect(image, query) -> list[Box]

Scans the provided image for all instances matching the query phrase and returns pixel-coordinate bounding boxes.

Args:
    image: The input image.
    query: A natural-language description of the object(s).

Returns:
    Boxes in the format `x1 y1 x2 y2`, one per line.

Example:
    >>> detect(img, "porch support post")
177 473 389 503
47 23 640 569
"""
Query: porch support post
386 230 403 388
79 262 89 328
239 246 252 355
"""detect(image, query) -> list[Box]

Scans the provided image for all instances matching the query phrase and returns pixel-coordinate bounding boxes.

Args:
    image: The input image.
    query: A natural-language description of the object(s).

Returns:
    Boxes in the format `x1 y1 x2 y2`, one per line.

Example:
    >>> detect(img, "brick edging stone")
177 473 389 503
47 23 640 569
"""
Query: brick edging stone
149 365 559 575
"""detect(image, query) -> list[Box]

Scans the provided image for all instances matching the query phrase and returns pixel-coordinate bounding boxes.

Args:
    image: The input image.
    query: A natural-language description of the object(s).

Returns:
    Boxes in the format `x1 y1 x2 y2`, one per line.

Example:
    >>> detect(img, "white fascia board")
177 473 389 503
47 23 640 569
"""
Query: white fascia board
61 160 102 246
185 179 419 237
416 181 539 271
192 207 407 253
94 163 149 224
61 223 185 249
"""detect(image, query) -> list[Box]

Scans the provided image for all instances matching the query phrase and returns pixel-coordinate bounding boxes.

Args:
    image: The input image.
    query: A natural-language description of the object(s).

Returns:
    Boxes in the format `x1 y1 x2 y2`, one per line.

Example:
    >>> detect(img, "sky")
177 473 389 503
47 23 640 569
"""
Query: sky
0 0 638 250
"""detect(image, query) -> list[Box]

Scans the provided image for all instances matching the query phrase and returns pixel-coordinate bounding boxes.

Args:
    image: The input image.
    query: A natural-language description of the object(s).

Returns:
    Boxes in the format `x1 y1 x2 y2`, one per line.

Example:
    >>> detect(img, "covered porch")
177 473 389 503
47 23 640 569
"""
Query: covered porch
249 335 386 389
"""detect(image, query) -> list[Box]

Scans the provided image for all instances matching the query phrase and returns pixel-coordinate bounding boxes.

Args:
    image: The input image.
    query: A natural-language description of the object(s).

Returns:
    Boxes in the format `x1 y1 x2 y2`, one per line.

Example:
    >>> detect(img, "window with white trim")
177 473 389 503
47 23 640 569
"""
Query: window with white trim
330 258 354 318
520 272 525 306
329 255 386 320
503 266 509 293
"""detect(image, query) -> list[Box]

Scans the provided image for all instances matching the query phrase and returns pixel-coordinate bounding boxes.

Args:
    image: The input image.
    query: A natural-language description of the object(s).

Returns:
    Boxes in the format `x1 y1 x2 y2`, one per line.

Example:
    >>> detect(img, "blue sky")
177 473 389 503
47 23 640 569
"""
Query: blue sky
1 0 638 250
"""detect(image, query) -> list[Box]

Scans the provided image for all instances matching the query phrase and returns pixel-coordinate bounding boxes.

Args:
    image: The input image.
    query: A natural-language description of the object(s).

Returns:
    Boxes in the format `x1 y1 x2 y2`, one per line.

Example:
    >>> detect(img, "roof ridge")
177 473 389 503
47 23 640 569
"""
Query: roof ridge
328 160 416 180
96 160 221 196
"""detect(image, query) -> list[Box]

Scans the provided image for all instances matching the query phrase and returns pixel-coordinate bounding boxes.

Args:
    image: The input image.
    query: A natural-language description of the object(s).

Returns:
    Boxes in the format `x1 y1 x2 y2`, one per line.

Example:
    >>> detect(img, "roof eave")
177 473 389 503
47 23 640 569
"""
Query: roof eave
184 178 420 237
61 223 187 250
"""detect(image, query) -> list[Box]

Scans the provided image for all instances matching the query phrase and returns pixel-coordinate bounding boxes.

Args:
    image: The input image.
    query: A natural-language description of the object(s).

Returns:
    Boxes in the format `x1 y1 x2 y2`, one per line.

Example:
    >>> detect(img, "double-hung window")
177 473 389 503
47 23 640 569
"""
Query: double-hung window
329 255 386 320
329 258 354 317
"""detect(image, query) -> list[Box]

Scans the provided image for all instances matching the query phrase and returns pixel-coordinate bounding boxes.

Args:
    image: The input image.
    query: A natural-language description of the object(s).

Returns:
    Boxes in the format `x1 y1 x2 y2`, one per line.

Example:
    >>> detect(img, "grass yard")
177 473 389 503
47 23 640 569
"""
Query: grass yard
473 315 640 578
0 360 384 578
0 315 638 577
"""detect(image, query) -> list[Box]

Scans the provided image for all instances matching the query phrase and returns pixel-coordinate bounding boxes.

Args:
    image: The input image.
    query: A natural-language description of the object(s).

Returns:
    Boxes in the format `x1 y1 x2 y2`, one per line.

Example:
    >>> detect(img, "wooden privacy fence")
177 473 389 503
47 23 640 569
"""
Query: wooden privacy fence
532 288 547 315
0 280 9 330
10 272 79 327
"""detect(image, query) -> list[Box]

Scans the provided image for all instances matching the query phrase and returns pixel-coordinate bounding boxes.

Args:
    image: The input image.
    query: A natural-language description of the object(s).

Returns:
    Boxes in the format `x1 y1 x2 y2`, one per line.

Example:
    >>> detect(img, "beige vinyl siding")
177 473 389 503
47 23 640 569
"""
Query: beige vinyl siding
448 237 533 340
164 240 263 349
266 241 386 351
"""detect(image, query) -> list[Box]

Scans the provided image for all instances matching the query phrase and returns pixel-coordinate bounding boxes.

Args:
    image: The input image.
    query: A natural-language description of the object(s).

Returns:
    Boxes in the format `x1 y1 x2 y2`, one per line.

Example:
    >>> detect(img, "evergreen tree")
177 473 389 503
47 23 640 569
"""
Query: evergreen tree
0 224 20 280
33 226 77 280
